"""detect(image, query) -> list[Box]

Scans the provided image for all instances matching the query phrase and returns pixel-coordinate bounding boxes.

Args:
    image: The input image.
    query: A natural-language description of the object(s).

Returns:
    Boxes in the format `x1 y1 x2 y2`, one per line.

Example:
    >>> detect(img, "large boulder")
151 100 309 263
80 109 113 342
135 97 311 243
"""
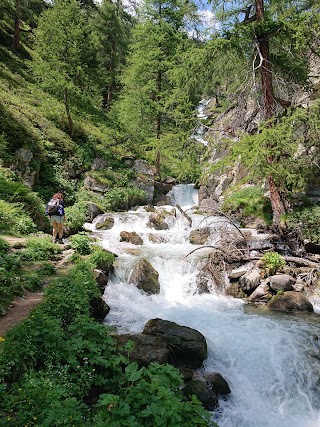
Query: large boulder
86 203 104 223
142 318 207 368
248 283 271 302
267 274 296 292
182 380 219 411
95 215 115 230
128 258 160 295
120 231 143 245
132 160 156 204
83 175 108 193
114 334 170 367
189 228 210 245
269 291 313 313
204 372 231 396
239 269 261 294
93 269 108 294
147 209 170 230
90 297 110 321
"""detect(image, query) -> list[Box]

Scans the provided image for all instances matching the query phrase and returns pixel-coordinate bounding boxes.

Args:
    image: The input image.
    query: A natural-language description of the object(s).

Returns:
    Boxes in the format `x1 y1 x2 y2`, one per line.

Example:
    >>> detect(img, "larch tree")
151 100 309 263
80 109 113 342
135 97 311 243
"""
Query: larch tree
210 0 320 230
32 0 97 137
116 0 200 177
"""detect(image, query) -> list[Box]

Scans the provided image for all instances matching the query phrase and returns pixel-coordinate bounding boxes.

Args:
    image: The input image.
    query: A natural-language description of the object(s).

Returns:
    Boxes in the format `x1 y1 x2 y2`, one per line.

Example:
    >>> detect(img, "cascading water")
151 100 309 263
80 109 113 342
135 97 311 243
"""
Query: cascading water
85 185 320 427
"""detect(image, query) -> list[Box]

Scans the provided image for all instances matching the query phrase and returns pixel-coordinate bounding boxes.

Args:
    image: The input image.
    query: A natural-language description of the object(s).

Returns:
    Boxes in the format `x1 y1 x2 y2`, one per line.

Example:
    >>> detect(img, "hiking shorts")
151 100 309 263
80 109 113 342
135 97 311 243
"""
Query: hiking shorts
49 215 64 224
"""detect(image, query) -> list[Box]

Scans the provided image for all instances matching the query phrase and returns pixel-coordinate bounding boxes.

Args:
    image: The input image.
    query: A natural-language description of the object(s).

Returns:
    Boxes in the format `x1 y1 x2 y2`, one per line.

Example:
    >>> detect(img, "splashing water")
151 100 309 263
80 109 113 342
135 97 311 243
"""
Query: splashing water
85 184 320 427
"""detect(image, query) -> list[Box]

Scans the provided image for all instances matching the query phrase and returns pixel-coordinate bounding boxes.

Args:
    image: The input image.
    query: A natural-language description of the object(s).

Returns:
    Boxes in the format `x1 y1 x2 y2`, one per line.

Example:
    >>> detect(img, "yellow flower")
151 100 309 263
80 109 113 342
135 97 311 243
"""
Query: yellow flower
0 337 5 342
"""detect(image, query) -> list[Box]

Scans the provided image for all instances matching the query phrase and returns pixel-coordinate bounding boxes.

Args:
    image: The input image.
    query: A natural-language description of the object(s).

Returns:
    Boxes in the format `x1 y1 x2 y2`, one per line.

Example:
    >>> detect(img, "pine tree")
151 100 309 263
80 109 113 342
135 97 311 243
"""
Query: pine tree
209 0 320 229
116 0 200 177
32 0 98 137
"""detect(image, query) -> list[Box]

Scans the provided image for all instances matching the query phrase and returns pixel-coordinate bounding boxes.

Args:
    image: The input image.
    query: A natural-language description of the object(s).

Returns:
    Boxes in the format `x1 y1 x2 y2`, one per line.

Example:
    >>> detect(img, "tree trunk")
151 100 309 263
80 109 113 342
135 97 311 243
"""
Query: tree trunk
13 0 21 50
64 88 74 137
255 0 287 230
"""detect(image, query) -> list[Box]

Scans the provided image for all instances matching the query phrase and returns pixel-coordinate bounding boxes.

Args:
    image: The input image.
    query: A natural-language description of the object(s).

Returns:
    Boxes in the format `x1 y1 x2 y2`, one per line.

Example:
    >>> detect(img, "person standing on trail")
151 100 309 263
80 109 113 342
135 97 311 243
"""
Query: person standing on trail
45 192 65 243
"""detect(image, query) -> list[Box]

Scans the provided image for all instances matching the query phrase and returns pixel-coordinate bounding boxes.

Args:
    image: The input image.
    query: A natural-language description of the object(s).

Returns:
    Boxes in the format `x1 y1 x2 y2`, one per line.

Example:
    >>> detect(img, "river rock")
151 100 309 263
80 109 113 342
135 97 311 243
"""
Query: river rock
120 231 143 245
93 269 108 294
189 227 210 245
148 233 167 244
239 269 261 294
182 380 218 410
86 202 104 223
147 209 170 230
267 274 296 292
142 318 207 368
128 258 160 294
268 291 313 313
204 372 231 396
248 283 271 302
90 296 110 321
95 215 115 230
114 334 169 366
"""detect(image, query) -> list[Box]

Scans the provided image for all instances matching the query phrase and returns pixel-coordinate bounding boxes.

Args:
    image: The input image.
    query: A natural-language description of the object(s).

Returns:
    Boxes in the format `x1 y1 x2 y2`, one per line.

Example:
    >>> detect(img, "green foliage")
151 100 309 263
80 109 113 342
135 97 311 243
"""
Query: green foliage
0 237 9 254
22 236 62 261
0 250 22 314
222 186 272 224
88 245 115 272
0 199 37 235
65 201 88 233
288 204 320 245
69 232 92 255
261 252 285 277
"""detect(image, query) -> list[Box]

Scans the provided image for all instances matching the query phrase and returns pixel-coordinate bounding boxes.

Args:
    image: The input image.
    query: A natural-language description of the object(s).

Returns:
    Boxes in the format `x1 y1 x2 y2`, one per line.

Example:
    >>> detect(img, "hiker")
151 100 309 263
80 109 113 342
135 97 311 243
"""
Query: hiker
46 192 65 243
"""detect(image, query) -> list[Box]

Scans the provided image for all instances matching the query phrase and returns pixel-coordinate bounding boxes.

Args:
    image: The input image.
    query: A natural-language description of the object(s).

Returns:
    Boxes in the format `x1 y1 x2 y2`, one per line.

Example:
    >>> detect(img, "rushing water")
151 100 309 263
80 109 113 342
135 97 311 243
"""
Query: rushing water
85 185 320 427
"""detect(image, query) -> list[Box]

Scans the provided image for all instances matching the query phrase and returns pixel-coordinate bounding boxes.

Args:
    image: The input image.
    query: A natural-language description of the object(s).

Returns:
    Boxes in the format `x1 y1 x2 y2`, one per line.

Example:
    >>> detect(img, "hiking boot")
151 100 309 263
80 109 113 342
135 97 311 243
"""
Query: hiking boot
57 238 64 244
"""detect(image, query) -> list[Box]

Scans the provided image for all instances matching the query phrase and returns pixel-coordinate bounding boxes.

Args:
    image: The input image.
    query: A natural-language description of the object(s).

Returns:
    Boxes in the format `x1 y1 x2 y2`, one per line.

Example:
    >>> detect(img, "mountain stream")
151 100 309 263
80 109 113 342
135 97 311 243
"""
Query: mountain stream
85 184 320 427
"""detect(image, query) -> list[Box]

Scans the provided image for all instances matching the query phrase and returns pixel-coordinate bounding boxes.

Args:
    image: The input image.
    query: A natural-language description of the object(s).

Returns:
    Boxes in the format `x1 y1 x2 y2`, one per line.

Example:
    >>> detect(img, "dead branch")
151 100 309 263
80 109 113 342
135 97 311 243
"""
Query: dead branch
176 204 192 227
284 256 320 269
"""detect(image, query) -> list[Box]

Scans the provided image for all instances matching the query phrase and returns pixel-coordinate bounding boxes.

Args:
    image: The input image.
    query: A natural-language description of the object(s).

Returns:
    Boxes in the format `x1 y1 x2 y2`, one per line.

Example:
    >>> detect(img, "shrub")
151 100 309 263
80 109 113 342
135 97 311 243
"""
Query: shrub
22 236 62 261
0 237 9 254
288 204 320 245
69 232 93 255
88 245 115 272
222 186 272 224
0 251 22 314
65 201 88 233
0 199 37 235
261 252 285 276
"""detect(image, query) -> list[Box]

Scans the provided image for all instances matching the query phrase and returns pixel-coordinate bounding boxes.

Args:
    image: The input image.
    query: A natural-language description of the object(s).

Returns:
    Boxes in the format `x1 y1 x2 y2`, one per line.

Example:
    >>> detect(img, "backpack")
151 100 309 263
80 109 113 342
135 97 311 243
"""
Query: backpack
46 198 63 216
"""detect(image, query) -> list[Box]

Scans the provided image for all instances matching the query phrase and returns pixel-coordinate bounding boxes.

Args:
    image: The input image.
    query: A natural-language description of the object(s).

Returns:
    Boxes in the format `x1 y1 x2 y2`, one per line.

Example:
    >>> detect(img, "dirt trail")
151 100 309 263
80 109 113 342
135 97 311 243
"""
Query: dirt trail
0 292 44 337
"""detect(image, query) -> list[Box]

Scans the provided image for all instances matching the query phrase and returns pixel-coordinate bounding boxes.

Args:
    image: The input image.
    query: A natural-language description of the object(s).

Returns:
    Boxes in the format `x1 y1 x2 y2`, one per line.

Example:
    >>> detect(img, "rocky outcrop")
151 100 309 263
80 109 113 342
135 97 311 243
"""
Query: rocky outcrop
120 231 143 245
95 215 115 230
90 296 110 321
189 227 210 245
182 380 218 410
14 148 36 188
128 258 160 295
83 175 108 193
86 203 104 223
142 318 207 368
132 160 156 204
147 209 170 230
268 291 314 313
267 274 296 292
93 269 108 294
114 334 170 367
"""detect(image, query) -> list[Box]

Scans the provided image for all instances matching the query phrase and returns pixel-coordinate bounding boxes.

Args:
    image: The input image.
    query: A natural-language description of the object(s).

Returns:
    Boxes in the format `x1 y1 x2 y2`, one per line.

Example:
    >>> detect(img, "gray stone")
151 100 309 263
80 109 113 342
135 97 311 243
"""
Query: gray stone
86 202 104 223
120 231 143 245
132 159 156 203
96 215 115 230
268 274 296 292
142 318 207 368
269 291 313 313
91 158 107 170
239 269 261 293
189 227 210 245
114 334 170 367
128 258 160 295
147 210 170 230
248 284 271 302
292 283 304 292
94 269 108 293
204 372 231 396
83 175 108 193
182 380 218 411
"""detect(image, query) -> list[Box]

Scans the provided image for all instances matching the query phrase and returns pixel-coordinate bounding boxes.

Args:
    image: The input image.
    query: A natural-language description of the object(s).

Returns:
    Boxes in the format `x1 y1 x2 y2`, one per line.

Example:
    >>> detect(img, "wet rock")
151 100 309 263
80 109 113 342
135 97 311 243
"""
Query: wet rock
182 380 218 411
142 318 207 368
114 334 169 367
267 274 296 292
189 227 210 245
86 203 104 223
248 283 271 302
204 372 231 396
128 258 160 294
96 215 115 230
93 269 108 294
90 297 110 321
225 283 246 299
269 291 313 313
239 269 261 294
147 209 170 230
148 234 167 244
179 368 194 382
120 231 143 245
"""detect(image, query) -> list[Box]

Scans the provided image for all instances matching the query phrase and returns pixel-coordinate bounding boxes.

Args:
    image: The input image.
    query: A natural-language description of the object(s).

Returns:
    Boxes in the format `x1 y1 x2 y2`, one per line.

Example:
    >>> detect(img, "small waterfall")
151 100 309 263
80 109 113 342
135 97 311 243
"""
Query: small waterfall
167 183 199 207
85 184 320 427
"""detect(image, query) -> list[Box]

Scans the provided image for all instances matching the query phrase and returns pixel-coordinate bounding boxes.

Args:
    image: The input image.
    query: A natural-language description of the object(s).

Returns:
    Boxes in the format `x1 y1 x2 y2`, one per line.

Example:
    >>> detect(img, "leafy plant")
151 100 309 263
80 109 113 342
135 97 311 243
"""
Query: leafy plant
69 232 92 255
22 236 62 261
288 204 320 245
261 252 285 276
88 245 115 273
